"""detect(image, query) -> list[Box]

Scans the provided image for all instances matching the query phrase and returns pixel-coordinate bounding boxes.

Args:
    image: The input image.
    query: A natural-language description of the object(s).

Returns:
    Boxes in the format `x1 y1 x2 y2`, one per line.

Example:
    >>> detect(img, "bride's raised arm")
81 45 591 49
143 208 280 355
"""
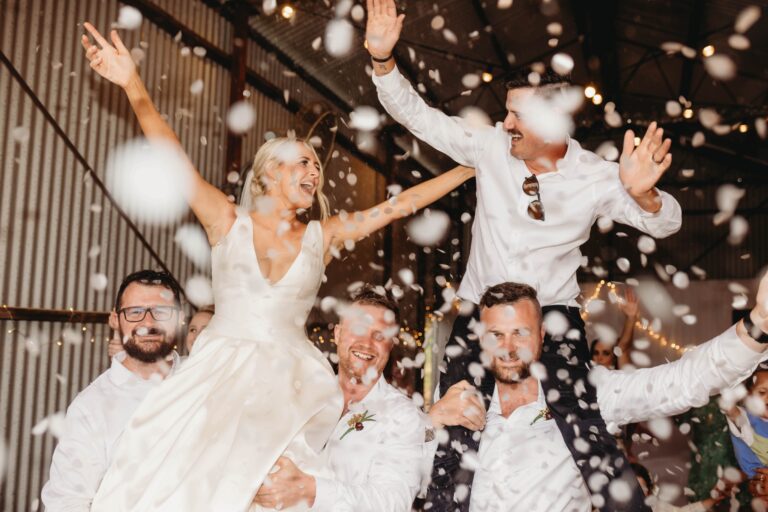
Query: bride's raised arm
81 23 235 244
323 165 475 256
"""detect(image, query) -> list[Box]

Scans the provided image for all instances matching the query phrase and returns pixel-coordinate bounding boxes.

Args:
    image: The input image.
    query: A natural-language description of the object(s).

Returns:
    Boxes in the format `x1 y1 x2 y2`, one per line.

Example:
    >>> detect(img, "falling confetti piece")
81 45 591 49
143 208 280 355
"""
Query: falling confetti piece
349 106 381 131
325 18 355 57
497 0 513 8
672 271 689 289
630 351 651 367
106 139 192 226
698 108 720 128
311 36 322 51
430 15 445 30
550 53 574 75
716 184 745 214
547 22 563 36
756 118 767 139
189 79 204 95
460 212 472 223
595 141 619 161
596 216 613 233
442 28 458 44
130 47 145 65
691 131 705 147
728 33 750 50
735 5 761 33
459 107 492 128
704 54 736 81
335 0 353 17
263 0 277 15
350 4 365 22
406 210 451 246
728 215 749 245
193 46 207 57
12 126 30 143
62 327 82 346
608 479 632 503
90 273 108 291
617 258 630 273
604 110 622 128
226 101 256 134
637 235 656 254
117 6 143 30
544 310 569 337
665 101 682 117
31 413 66 438
461 73 481 89
175 224 211 270
682 314 697 325
185 275 214 307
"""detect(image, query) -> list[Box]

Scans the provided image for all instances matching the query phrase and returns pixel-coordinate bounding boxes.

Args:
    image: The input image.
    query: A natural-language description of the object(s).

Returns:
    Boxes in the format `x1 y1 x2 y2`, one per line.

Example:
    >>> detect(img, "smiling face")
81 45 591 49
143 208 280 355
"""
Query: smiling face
503 88 554 162
335 303 399 385
750 371 768 419
264 142 321 211
109 282 181 363
481 299 545 384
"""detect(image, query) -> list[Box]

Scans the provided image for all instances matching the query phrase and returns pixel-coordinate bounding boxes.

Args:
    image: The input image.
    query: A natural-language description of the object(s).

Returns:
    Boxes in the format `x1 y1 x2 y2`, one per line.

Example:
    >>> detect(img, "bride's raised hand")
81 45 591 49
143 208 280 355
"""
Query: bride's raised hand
81 22 136 88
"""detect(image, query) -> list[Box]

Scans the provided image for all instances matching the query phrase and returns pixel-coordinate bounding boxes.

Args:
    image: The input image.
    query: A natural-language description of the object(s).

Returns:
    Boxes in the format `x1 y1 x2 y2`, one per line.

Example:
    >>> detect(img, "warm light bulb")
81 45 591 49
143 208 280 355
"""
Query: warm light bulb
739 123 748 133
633 136 641 146
482 71 493 83
281 4 295 19
584 85 596 99
683 108 694 119
592 93 603 105
701 45 715 57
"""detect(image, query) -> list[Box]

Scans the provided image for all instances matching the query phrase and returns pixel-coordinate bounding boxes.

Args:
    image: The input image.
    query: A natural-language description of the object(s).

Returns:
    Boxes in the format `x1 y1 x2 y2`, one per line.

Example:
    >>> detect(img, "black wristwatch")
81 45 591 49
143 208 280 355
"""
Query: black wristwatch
743 315 768 343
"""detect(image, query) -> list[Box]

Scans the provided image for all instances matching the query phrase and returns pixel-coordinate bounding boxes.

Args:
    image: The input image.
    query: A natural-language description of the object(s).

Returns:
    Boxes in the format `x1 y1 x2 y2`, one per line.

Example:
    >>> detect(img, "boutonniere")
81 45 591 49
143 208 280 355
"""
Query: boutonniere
530 407 552 426
340 410 376 439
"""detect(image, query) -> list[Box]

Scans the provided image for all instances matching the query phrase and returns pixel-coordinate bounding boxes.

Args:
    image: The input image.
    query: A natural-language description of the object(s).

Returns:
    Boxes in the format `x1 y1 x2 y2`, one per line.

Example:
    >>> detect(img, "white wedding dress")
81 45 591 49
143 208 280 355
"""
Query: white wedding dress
91 214 343 511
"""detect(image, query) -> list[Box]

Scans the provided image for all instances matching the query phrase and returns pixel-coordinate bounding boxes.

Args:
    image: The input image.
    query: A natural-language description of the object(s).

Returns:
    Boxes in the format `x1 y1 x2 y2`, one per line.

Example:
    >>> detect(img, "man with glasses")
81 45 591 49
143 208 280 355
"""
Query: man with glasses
42 270 184 511
365 1 682 509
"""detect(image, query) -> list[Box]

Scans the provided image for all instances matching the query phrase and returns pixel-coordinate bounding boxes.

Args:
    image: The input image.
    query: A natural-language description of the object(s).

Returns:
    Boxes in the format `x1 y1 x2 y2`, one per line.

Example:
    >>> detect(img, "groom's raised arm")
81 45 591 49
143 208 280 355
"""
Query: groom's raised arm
595 275 768 429
366 0 494 168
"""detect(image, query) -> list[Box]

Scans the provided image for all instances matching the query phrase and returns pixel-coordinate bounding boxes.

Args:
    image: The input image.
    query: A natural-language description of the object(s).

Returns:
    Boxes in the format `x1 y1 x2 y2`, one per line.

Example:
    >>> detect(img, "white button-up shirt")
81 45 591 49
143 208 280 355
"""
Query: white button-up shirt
373 68 682 306
41 351 179 511
468 325 764 512
311 376 435 512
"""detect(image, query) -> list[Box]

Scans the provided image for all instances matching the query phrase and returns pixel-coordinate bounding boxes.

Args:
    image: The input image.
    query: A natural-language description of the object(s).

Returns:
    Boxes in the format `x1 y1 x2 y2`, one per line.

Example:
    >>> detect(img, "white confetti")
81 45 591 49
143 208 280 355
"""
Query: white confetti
729 215 749 245
175 224 212 270
349 106 381 131
665 101 682 117
193 46 206 58
262 0 277 15
698 108 720 128
325 18 355 57
551 53 574 75
716 184 745 214
106 139 191 226
335 0 353 17
461 73 481 89
691 131 705 147
460 212 472 223
547 22 563 36
756 118 767 139
226 101 256 134
630 351 651 367
497 0 513 8
595 141 619 161
185 275 214 307
746 395 767 417
604 110 623 128
459 106 492 128
311 36 322 51
672 272 689 289
682 314 697 325
617 258 630 273
116 6 142 30
350 4 365 22
728 34 750 50
704 54 736 81
735 5 761 33
544 310 569 337
31 412 66 438
596 216 613 233
189 79 204 95
12 126 30 143
648 417 674 440
90 273 108 291
637 235 656 254
430 15 445 30
406 210 451 246
442 28 458 44
608 479 632 503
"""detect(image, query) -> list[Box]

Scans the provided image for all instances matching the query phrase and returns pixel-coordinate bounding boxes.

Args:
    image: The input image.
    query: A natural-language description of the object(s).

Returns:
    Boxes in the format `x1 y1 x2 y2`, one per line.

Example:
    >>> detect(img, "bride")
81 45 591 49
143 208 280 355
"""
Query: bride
81 23 474 511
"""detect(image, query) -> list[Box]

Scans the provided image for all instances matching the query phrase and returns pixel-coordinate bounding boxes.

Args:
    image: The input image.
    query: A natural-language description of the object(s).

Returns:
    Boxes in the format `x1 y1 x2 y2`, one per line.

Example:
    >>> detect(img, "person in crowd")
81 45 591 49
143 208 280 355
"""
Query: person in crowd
591 286 640 369
365 1 682 507
252 285 434 511
723 366 768 478
41 270 184 511
81 22 474 511
427 273 768 511
185 304 215 354
632 462 738 511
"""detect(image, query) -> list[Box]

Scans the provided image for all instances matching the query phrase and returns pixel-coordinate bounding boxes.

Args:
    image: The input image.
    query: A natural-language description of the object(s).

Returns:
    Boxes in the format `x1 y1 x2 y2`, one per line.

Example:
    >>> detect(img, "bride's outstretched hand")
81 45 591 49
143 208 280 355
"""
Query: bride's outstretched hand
81 22 137 88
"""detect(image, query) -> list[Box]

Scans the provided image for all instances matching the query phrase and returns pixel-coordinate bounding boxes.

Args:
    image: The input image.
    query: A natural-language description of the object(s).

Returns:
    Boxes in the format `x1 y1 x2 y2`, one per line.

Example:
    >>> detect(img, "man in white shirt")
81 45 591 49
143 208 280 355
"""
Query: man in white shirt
41 269 185 511
253 285 433 511
365 2 682 508
428 277 768 511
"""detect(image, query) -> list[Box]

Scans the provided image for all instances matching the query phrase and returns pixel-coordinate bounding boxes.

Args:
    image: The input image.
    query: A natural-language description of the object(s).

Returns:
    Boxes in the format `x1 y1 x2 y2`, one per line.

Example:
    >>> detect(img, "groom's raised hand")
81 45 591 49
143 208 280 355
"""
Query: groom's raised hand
365 0 404 74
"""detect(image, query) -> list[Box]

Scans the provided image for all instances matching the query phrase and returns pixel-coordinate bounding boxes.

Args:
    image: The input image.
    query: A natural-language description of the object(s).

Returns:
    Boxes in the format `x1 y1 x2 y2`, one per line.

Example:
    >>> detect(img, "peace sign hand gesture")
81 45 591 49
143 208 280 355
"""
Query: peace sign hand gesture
81 22 137 88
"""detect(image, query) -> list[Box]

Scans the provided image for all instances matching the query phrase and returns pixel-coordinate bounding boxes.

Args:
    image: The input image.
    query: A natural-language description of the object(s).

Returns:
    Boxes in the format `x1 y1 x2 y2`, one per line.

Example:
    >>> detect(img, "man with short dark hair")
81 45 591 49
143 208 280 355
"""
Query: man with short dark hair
252 285 434 511
41 270 184 511
429 277 768 511
365 1 683 508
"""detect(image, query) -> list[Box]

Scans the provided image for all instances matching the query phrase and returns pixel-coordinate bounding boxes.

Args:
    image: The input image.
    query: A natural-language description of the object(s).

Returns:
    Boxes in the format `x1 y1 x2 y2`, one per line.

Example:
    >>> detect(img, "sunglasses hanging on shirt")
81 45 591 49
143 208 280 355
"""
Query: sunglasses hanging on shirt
523 175 545 221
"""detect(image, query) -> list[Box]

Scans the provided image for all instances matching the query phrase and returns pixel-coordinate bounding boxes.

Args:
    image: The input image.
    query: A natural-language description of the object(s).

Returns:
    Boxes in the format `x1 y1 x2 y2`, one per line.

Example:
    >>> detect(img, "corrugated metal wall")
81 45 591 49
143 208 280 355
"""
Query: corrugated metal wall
0 1 399 510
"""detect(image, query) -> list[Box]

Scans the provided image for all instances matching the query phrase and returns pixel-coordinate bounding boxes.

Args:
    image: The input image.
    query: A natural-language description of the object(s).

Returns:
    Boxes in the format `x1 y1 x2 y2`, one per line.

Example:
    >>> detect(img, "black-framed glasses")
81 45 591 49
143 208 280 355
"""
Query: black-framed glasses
119 306 179 322
522 175 545 221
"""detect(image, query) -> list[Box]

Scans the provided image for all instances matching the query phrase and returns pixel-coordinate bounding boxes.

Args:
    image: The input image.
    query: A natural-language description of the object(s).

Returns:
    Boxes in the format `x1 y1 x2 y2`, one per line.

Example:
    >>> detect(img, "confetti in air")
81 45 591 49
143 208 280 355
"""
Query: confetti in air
226 101 256 134
175 224 212 271
325 18 355 57
406 210 451 246
105 139 192 226
185 275 214 307
116 6 143 30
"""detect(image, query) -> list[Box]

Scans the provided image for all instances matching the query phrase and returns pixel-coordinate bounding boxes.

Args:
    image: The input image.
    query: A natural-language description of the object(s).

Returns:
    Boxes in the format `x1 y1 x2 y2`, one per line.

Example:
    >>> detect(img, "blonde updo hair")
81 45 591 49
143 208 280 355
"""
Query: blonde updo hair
243 137 331 220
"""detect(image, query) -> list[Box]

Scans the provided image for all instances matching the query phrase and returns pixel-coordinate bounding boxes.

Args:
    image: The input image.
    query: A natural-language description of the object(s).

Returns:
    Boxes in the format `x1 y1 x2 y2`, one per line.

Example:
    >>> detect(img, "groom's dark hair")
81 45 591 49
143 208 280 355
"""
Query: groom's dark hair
480 282 542 323
115 269 183 311
505 67 571 91
350 284 400 326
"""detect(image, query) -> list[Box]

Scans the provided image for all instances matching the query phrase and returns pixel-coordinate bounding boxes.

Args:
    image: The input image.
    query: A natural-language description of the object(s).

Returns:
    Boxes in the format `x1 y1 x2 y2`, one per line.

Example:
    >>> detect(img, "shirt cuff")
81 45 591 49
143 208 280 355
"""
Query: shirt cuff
722 324 768 367
620 184 670 218
310 477 337 512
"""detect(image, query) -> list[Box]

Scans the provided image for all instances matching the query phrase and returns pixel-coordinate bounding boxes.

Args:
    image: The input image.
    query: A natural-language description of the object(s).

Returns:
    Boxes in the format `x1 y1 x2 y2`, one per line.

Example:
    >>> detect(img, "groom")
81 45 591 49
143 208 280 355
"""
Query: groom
365 0 682 509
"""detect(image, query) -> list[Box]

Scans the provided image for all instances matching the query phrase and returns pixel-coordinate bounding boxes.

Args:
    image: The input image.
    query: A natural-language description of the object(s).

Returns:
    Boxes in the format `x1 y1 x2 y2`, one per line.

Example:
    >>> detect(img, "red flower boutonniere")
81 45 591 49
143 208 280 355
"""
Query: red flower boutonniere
340 410 376 439
530 407 552 426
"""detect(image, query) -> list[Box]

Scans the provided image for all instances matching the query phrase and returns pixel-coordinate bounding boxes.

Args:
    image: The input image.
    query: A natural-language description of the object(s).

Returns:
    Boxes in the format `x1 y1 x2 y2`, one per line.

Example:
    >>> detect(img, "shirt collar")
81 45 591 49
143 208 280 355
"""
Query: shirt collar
108 350 180 387
489 379 546 416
